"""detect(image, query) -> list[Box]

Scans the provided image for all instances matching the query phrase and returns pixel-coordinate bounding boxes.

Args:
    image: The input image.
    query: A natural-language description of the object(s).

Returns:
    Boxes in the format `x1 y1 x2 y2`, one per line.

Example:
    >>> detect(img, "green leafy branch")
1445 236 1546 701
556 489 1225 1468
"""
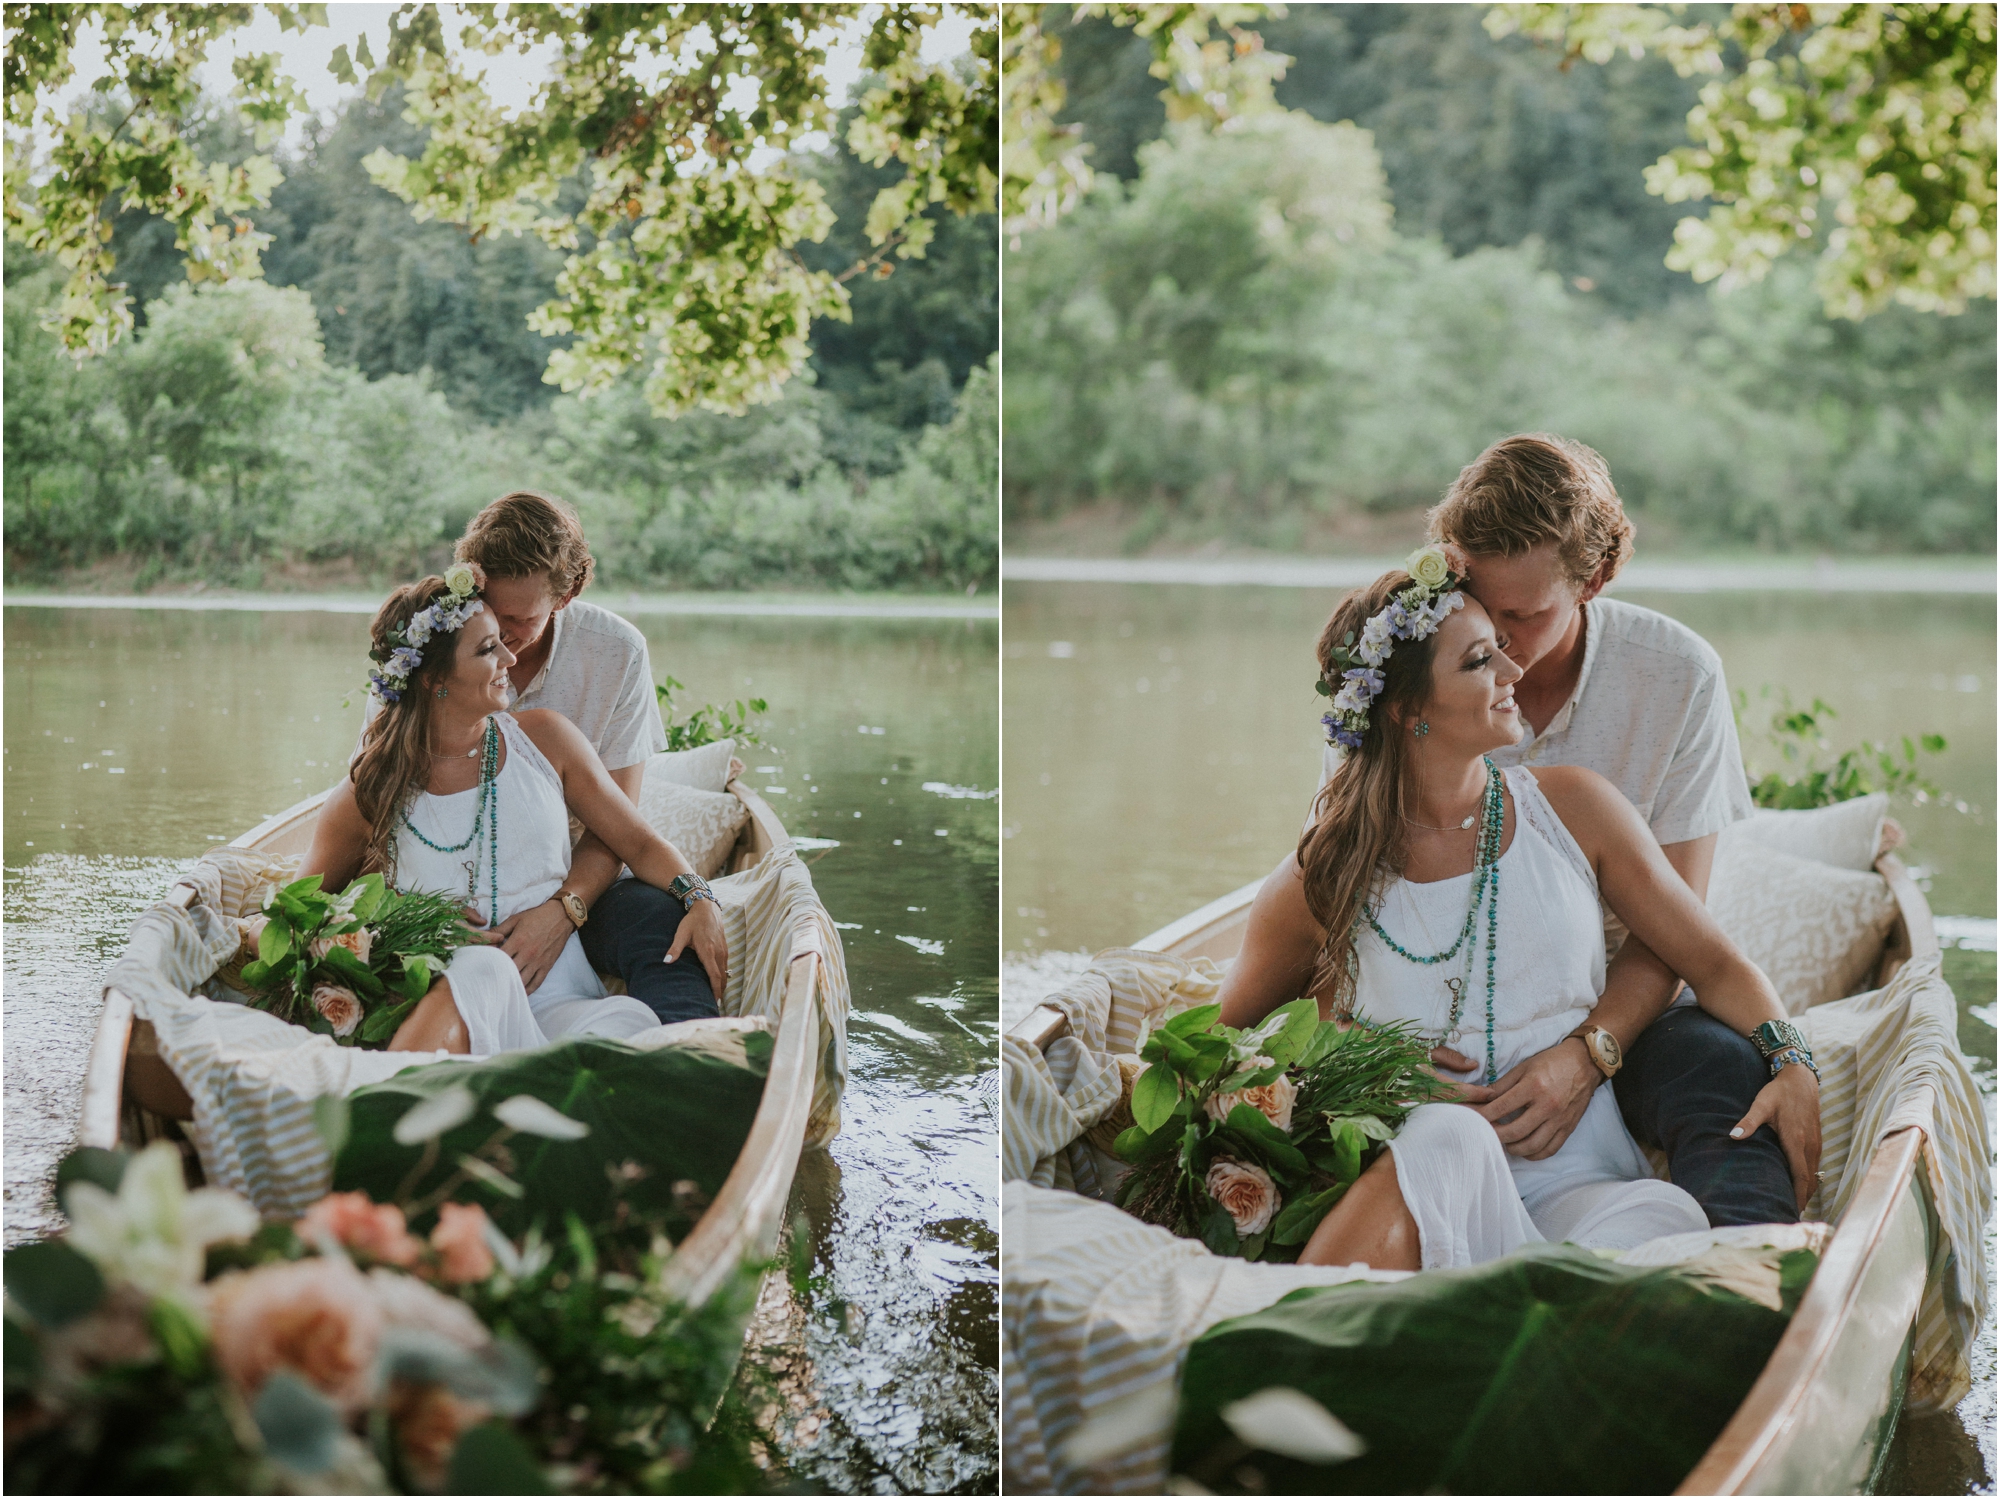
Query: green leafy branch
1735 686 1951 810
655 675 769 752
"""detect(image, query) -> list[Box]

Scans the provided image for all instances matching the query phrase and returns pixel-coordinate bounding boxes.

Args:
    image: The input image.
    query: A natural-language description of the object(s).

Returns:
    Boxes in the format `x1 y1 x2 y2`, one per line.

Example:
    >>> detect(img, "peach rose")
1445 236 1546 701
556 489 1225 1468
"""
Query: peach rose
310 928 374 965
428 1202 496 1285
388 1378 488 1492
297 1191 422 1267
207 1257 383 1409
312 982 363 1038
1203 1062 1297 1133
1205 1157 1280 1238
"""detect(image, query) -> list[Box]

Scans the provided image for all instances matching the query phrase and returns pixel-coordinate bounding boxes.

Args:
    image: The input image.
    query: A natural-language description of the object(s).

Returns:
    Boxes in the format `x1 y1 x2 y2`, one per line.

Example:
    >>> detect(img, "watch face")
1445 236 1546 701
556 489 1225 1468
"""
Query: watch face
1591 1029 1620 1069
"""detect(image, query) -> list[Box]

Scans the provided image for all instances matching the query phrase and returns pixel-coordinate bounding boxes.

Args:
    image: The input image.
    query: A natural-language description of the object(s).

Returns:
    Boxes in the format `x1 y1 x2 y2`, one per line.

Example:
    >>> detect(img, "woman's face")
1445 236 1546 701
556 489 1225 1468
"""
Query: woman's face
1417 598 1524 753
437 605 517 717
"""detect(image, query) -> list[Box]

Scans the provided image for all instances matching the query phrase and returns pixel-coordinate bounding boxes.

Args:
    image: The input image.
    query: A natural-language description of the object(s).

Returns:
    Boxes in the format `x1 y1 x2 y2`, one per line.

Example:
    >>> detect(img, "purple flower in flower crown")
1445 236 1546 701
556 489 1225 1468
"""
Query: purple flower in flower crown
388 646 425 678
1342 666 1385 695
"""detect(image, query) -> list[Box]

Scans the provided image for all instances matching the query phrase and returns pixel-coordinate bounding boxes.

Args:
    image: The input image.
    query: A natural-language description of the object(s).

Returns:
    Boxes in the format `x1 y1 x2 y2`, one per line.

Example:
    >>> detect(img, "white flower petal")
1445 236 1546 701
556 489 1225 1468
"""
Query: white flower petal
1220 1387 1367 1463
392 1085 479 1145
181 1188 261 1248
492 1094 590 1140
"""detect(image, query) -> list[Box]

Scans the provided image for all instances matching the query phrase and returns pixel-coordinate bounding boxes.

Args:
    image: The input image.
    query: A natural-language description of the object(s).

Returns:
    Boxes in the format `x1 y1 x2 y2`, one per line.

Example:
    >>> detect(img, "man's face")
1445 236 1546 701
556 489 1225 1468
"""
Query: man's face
481 571 564 655
1460 543 1585 674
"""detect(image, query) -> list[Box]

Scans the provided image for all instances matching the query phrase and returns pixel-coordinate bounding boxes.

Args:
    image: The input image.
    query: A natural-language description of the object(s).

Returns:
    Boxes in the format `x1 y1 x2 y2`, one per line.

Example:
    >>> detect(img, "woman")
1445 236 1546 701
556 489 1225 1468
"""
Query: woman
300 567 730 1054
1219 553 1820 1271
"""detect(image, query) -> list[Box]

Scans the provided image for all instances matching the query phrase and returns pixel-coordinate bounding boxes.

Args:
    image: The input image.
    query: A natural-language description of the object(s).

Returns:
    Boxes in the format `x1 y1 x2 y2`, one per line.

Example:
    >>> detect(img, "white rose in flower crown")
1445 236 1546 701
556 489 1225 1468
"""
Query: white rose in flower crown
1203 1062 1297 1133
443 562 479 598
1205 1157 1279 1237
1406 544 1452 589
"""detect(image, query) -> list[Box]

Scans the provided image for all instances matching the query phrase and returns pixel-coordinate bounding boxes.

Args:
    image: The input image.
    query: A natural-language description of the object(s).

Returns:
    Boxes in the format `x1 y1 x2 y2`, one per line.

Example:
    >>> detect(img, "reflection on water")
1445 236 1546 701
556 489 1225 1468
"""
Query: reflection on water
1000 579 1994 1497
2 602 998 1494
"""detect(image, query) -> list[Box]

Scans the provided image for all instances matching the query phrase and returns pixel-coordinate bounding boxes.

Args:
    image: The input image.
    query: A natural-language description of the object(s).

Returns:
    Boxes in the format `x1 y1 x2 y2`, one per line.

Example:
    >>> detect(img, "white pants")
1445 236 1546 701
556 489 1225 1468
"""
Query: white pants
442 942 658 1056
1386 1094 1708 1270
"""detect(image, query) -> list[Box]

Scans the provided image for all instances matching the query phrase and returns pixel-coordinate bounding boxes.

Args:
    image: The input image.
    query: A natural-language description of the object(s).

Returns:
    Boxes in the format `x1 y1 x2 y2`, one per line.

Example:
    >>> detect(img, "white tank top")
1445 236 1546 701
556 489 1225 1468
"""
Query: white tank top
389 713 572 923
1352 765 1605 1077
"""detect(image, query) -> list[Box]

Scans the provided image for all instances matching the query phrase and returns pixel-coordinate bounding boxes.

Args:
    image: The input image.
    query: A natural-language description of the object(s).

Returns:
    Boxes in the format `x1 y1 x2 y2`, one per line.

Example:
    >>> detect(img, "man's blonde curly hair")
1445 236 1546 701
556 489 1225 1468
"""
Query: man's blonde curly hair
1427 433 1635 589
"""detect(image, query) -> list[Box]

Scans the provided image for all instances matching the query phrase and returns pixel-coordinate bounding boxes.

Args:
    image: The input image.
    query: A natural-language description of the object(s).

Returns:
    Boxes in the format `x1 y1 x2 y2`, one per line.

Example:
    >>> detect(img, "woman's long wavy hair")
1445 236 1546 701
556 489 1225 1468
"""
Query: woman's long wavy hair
350 577 473 878
1297 569 1448 1012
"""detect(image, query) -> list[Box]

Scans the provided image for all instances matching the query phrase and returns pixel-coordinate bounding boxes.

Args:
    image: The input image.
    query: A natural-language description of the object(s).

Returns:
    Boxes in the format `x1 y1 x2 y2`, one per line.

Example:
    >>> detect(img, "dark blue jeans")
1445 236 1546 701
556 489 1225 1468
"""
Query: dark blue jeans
1612 1002 1798 1228
579 878 720 1026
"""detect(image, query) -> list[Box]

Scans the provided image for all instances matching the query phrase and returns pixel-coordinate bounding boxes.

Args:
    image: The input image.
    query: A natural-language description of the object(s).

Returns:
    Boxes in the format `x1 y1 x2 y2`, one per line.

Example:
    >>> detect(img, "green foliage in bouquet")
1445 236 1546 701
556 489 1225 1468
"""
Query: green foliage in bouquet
234 873 478 1047
1113 998 1448 1262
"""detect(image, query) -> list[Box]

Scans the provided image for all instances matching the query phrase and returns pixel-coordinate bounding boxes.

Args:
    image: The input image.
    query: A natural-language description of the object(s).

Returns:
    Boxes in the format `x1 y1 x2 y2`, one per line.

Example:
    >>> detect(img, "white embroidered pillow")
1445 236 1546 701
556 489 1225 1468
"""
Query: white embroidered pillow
1708 842 1898 1015
644 739 736 794
638 779 749 879
1717 794 1888 874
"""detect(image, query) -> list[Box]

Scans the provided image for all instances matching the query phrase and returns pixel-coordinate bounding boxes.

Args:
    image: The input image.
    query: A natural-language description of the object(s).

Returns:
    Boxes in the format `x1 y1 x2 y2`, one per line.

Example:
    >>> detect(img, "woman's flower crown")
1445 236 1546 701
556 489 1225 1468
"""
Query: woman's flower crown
1317 545 1467 751
366 563 485 706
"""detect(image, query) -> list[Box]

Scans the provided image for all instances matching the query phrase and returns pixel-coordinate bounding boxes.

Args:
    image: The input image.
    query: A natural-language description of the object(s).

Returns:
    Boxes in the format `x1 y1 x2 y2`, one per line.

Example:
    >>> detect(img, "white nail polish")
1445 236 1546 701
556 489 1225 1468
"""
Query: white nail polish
1729 1127 1744 1138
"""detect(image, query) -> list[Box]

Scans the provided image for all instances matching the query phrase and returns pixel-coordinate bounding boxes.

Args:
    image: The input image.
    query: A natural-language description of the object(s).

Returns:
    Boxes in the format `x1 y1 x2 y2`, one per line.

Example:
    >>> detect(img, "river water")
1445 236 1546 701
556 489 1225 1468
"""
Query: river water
1001 578 1995 1494
2 600 999 1494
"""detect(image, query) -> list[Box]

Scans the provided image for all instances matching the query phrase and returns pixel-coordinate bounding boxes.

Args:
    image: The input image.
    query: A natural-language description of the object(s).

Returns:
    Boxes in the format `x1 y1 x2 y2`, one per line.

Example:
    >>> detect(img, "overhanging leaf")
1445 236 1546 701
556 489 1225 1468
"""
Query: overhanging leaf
1131 1062 1180 1134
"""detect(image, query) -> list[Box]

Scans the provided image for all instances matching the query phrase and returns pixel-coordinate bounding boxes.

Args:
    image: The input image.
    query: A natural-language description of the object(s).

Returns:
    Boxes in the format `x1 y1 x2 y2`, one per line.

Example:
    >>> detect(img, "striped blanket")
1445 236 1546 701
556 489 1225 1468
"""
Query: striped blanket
102 843 850 1220
1001 947 1991 1492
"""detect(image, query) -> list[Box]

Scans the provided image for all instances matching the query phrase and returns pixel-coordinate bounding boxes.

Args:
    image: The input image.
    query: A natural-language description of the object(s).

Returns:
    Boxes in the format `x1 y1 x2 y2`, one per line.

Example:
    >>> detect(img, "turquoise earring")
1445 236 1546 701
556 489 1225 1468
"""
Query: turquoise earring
437 687 448 698
1412 720 1429 737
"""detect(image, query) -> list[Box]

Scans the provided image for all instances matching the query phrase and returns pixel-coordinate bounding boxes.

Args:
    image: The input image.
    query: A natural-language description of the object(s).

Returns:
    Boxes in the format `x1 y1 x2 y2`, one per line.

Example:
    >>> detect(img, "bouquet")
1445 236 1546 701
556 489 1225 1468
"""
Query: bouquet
1113 997 1447 1261
5 1094 770 1494
231 874 478 1048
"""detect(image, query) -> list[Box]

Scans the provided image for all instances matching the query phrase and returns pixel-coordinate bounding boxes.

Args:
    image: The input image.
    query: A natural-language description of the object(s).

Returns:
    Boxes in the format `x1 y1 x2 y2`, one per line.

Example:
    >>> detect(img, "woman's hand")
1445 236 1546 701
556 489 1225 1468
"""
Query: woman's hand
1730 1063 1822 1211
668 898 730 998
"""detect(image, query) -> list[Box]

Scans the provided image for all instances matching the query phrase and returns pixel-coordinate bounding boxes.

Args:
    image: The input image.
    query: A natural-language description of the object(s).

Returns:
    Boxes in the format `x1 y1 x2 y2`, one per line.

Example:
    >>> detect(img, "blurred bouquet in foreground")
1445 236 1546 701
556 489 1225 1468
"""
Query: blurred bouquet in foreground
1113 998 1446 1261
5 1088 766 1493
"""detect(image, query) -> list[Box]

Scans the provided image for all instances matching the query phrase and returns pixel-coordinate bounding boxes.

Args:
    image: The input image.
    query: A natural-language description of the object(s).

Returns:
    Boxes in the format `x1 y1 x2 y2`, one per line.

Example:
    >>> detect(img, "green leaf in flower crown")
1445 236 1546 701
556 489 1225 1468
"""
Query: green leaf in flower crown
3 1241 104 1328
1270 1181 1349 1246
1315 678 1334 696
447 1420 552 1494
1161 1004 1222 1038
259 912 293 965
1131 1061 1181 1134
255 1371 343 1476
1224 1105 1310 1180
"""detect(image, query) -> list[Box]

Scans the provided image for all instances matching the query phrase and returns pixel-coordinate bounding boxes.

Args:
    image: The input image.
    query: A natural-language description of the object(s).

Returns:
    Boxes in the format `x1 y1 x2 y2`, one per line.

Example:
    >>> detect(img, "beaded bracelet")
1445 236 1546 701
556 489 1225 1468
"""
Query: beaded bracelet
1766 1044 1820 1084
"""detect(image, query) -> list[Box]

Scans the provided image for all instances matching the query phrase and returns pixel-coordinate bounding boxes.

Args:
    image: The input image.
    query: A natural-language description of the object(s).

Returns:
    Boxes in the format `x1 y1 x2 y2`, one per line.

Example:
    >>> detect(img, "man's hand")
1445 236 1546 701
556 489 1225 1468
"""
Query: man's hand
492 899 576 995
667 899 730 997
1434 1038 1601 1159
1730 1063 1823 1211
1424 1044 1496 1106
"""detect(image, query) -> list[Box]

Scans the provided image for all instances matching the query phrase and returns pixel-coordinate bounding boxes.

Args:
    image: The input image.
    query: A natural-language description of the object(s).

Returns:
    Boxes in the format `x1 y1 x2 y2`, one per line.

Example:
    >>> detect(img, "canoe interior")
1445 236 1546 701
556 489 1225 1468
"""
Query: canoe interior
82 777 818 1312
1015 851 1945 1498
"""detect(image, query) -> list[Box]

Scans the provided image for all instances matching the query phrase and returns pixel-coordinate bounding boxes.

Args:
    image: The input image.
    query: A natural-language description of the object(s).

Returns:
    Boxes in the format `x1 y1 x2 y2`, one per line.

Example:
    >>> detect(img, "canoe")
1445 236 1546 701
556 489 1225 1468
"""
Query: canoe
1009 850 1944 1495
76 776 824 1310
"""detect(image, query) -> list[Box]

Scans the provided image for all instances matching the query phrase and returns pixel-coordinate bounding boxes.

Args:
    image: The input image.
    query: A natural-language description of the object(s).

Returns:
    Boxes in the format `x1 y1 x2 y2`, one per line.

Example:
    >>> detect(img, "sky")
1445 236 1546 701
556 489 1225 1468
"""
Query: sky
42 3 982 163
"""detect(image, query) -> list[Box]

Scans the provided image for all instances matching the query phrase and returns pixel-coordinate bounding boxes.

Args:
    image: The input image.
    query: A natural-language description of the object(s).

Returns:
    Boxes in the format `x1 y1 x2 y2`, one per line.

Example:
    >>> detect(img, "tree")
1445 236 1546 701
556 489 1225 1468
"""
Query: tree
2 3 997 414
1486 3 1997 316
1001 3 1288 234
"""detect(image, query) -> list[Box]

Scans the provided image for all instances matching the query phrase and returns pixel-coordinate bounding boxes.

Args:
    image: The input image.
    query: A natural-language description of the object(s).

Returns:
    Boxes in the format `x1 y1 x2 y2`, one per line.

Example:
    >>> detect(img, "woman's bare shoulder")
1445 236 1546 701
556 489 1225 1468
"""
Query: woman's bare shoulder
1528 764 1646 847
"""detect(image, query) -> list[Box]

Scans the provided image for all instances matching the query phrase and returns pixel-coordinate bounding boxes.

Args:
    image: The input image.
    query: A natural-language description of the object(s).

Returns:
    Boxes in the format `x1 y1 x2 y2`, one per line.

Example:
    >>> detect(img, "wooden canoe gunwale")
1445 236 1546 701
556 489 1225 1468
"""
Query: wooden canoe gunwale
1014 846 1946 1497
76 777 822 1312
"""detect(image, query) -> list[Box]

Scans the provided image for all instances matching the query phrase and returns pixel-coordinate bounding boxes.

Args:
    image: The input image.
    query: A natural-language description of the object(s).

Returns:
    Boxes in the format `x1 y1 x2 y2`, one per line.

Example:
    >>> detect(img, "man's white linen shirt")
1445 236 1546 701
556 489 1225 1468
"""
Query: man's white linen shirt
1321 596 1754 846
504 600 667 771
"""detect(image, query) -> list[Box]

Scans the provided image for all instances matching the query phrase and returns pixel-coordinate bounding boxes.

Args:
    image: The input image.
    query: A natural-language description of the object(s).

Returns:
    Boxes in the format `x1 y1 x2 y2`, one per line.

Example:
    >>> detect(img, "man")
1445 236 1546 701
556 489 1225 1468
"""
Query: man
454 490 724 1022
1319 434 1814 1226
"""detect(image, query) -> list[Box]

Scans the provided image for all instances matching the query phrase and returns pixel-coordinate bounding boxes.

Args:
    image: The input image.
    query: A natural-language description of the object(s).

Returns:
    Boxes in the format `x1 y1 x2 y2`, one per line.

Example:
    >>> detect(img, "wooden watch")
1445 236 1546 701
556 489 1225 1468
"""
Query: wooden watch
1574 1024 1622 1079
555 888 588 928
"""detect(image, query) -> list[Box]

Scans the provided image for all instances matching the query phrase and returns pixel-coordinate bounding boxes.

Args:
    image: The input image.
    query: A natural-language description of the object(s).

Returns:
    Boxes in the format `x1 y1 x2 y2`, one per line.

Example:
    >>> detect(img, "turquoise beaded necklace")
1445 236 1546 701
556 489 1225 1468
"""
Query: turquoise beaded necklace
1362 757 1505 1084
399 716 502 928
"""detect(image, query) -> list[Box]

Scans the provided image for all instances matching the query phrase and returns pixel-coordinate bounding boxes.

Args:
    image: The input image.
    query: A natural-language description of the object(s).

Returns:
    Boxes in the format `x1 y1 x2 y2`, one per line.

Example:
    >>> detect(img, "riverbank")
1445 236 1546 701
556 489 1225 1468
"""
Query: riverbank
1003 554 1998 594
4 587 998 621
